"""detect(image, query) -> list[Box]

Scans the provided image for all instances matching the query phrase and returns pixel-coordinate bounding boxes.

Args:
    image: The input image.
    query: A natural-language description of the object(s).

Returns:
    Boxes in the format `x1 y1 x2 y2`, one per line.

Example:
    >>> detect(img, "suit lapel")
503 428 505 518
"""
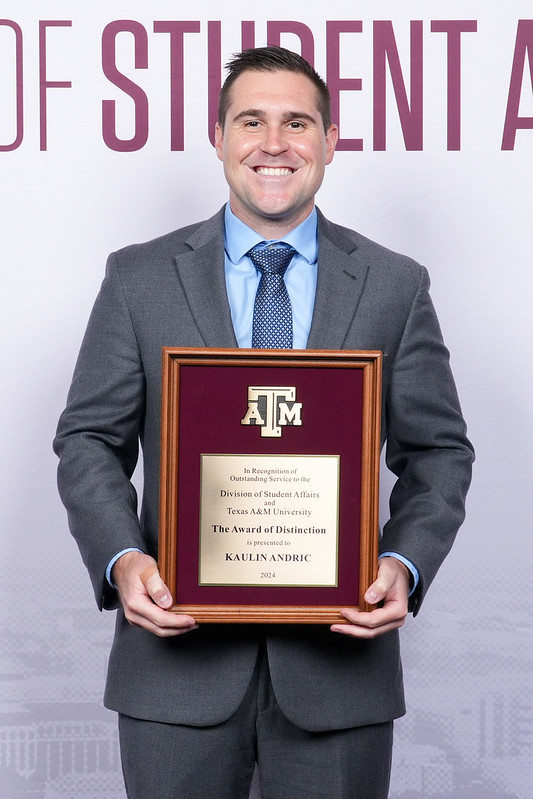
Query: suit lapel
173 209 238 348
173 207 370 351
307 211 370 350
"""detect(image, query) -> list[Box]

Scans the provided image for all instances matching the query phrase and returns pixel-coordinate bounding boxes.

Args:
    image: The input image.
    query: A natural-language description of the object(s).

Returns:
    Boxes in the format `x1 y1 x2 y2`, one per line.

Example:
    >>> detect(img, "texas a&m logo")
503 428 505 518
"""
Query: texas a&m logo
241 386 302 438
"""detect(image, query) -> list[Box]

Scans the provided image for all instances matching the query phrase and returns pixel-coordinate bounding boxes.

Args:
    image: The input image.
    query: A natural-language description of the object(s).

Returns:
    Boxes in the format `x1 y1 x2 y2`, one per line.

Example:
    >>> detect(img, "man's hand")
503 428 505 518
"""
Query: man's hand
330 557 410 639
112 551 198 637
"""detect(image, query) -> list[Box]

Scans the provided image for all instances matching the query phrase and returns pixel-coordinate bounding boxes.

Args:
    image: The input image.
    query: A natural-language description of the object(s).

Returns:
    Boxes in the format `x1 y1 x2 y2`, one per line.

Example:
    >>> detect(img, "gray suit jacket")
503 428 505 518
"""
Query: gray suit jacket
54 207 473 731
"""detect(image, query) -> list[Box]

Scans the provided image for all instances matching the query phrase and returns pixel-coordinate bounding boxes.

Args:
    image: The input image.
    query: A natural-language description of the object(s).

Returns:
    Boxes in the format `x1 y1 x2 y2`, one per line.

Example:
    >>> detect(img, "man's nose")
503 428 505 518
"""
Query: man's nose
260 125 289 155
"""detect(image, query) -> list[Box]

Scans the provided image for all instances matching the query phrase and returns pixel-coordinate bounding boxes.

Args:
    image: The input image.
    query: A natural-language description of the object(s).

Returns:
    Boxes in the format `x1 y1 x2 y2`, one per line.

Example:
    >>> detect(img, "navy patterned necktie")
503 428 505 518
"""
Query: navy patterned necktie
247 243 296 349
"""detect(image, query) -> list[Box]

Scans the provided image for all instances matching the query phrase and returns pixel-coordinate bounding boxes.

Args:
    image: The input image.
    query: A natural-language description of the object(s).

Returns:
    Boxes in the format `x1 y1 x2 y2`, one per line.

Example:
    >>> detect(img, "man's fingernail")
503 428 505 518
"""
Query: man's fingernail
367 591 378 602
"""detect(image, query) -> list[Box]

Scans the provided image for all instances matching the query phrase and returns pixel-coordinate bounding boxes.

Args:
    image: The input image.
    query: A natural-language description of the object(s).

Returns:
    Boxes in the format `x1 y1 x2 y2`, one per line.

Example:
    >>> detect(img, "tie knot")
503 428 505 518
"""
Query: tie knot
247 243 296 277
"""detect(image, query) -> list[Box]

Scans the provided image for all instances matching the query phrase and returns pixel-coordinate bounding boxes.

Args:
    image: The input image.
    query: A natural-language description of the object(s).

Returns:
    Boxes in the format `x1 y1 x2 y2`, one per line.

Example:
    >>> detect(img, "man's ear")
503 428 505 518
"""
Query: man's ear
325 123 339 165
214 122 224 161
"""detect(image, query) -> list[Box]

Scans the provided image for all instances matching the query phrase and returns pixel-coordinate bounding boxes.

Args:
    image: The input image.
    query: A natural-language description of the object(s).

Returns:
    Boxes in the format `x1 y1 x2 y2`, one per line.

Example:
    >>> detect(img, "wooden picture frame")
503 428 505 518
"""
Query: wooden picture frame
159 348 382 624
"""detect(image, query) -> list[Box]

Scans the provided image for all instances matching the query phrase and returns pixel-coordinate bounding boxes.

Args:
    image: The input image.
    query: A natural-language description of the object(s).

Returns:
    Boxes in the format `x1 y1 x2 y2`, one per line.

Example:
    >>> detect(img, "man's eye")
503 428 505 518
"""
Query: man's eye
245 120 261 128
288 121 304 130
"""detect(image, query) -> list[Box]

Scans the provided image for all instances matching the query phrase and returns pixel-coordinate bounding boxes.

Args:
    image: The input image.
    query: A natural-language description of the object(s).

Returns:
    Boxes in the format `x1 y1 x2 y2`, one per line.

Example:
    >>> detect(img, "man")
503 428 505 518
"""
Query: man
54 47 473 798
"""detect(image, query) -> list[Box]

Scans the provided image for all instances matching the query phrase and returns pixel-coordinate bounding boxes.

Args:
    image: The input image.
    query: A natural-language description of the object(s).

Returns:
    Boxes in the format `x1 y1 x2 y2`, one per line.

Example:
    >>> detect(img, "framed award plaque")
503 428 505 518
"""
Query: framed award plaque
158 348 382 624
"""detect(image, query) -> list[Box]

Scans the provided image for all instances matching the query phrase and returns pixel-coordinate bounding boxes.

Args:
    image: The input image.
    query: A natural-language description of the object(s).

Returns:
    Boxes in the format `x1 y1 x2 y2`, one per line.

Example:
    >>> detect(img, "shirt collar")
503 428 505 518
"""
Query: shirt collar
224 204 318 265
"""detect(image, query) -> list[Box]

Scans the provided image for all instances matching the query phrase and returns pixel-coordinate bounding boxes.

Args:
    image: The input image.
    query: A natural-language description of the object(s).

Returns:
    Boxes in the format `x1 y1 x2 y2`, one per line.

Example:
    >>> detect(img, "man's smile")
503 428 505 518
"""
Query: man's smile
253 167 295 176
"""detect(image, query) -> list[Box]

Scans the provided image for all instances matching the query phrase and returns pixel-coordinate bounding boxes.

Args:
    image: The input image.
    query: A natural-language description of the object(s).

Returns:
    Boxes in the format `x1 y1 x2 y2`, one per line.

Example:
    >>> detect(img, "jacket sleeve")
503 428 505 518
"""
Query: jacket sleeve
380 267 474 615
53 253 147 610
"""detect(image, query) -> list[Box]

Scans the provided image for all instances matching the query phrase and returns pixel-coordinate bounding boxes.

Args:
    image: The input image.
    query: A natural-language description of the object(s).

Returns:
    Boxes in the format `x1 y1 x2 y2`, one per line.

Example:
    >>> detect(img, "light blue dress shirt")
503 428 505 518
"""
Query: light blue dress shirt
223 203 317 349
107 204 418 595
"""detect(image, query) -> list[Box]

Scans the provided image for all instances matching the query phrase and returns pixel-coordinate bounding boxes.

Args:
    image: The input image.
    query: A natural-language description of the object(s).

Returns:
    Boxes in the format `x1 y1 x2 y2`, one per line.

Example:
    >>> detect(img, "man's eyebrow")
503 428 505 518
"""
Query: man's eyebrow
284 111 318 124
232 108 265 122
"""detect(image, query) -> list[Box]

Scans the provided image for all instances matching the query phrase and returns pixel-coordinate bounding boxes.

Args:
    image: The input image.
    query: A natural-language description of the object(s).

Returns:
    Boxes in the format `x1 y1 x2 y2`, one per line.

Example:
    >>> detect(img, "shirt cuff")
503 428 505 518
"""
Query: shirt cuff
106 548 144 588
379 552 419 596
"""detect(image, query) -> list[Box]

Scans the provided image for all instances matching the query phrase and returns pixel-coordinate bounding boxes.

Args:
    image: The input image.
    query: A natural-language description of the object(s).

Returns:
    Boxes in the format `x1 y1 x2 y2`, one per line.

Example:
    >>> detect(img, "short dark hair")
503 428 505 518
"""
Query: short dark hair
218 46 332 131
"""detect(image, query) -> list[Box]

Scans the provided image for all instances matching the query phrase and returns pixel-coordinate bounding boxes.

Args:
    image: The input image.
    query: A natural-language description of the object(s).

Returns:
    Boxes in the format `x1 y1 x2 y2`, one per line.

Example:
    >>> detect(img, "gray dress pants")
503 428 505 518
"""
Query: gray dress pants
119 643 393 799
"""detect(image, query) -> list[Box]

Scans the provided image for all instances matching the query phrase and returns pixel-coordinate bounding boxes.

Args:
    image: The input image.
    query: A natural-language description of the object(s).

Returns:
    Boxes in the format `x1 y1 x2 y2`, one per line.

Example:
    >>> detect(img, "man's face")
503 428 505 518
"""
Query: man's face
215 69 338 237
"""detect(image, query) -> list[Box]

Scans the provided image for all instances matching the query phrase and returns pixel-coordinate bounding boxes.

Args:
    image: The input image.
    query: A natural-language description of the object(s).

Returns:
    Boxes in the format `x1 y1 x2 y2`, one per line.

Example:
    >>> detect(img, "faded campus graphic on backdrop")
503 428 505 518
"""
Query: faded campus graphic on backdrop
1 3 532 797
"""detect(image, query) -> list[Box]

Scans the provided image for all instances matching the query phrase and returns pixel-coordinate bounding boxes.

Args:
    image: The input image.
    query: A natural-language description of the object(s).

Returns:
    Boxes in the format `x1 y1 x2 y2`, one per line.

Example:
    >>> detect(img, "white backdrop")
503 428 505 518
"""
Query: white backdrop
1 2 532 797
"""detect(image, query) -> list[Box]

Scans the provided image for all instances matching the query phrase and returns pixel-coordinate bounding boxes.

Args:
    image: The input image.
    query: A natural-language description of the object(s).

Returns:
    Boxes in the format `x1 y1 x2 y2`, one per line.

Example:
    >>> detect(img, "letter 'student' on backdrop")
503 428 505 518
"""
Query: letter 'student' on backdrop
1 1 531 797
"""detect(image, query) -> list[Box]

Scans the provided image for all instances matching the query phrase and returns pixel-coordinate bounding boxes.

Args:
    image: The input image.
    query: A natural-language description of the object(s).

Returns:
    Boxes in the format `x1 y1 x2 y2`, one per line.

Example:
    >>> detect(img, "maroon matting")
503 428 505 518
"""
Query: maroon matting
174 363 363 607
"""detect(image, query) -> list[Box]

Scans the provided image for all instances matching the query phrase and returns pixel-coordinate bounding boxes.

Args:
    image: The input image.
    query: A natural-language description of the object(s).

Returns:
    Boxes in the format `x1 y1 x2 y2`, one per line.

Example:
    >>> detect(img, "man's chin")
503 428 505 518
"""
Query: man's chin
230 192 313 232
